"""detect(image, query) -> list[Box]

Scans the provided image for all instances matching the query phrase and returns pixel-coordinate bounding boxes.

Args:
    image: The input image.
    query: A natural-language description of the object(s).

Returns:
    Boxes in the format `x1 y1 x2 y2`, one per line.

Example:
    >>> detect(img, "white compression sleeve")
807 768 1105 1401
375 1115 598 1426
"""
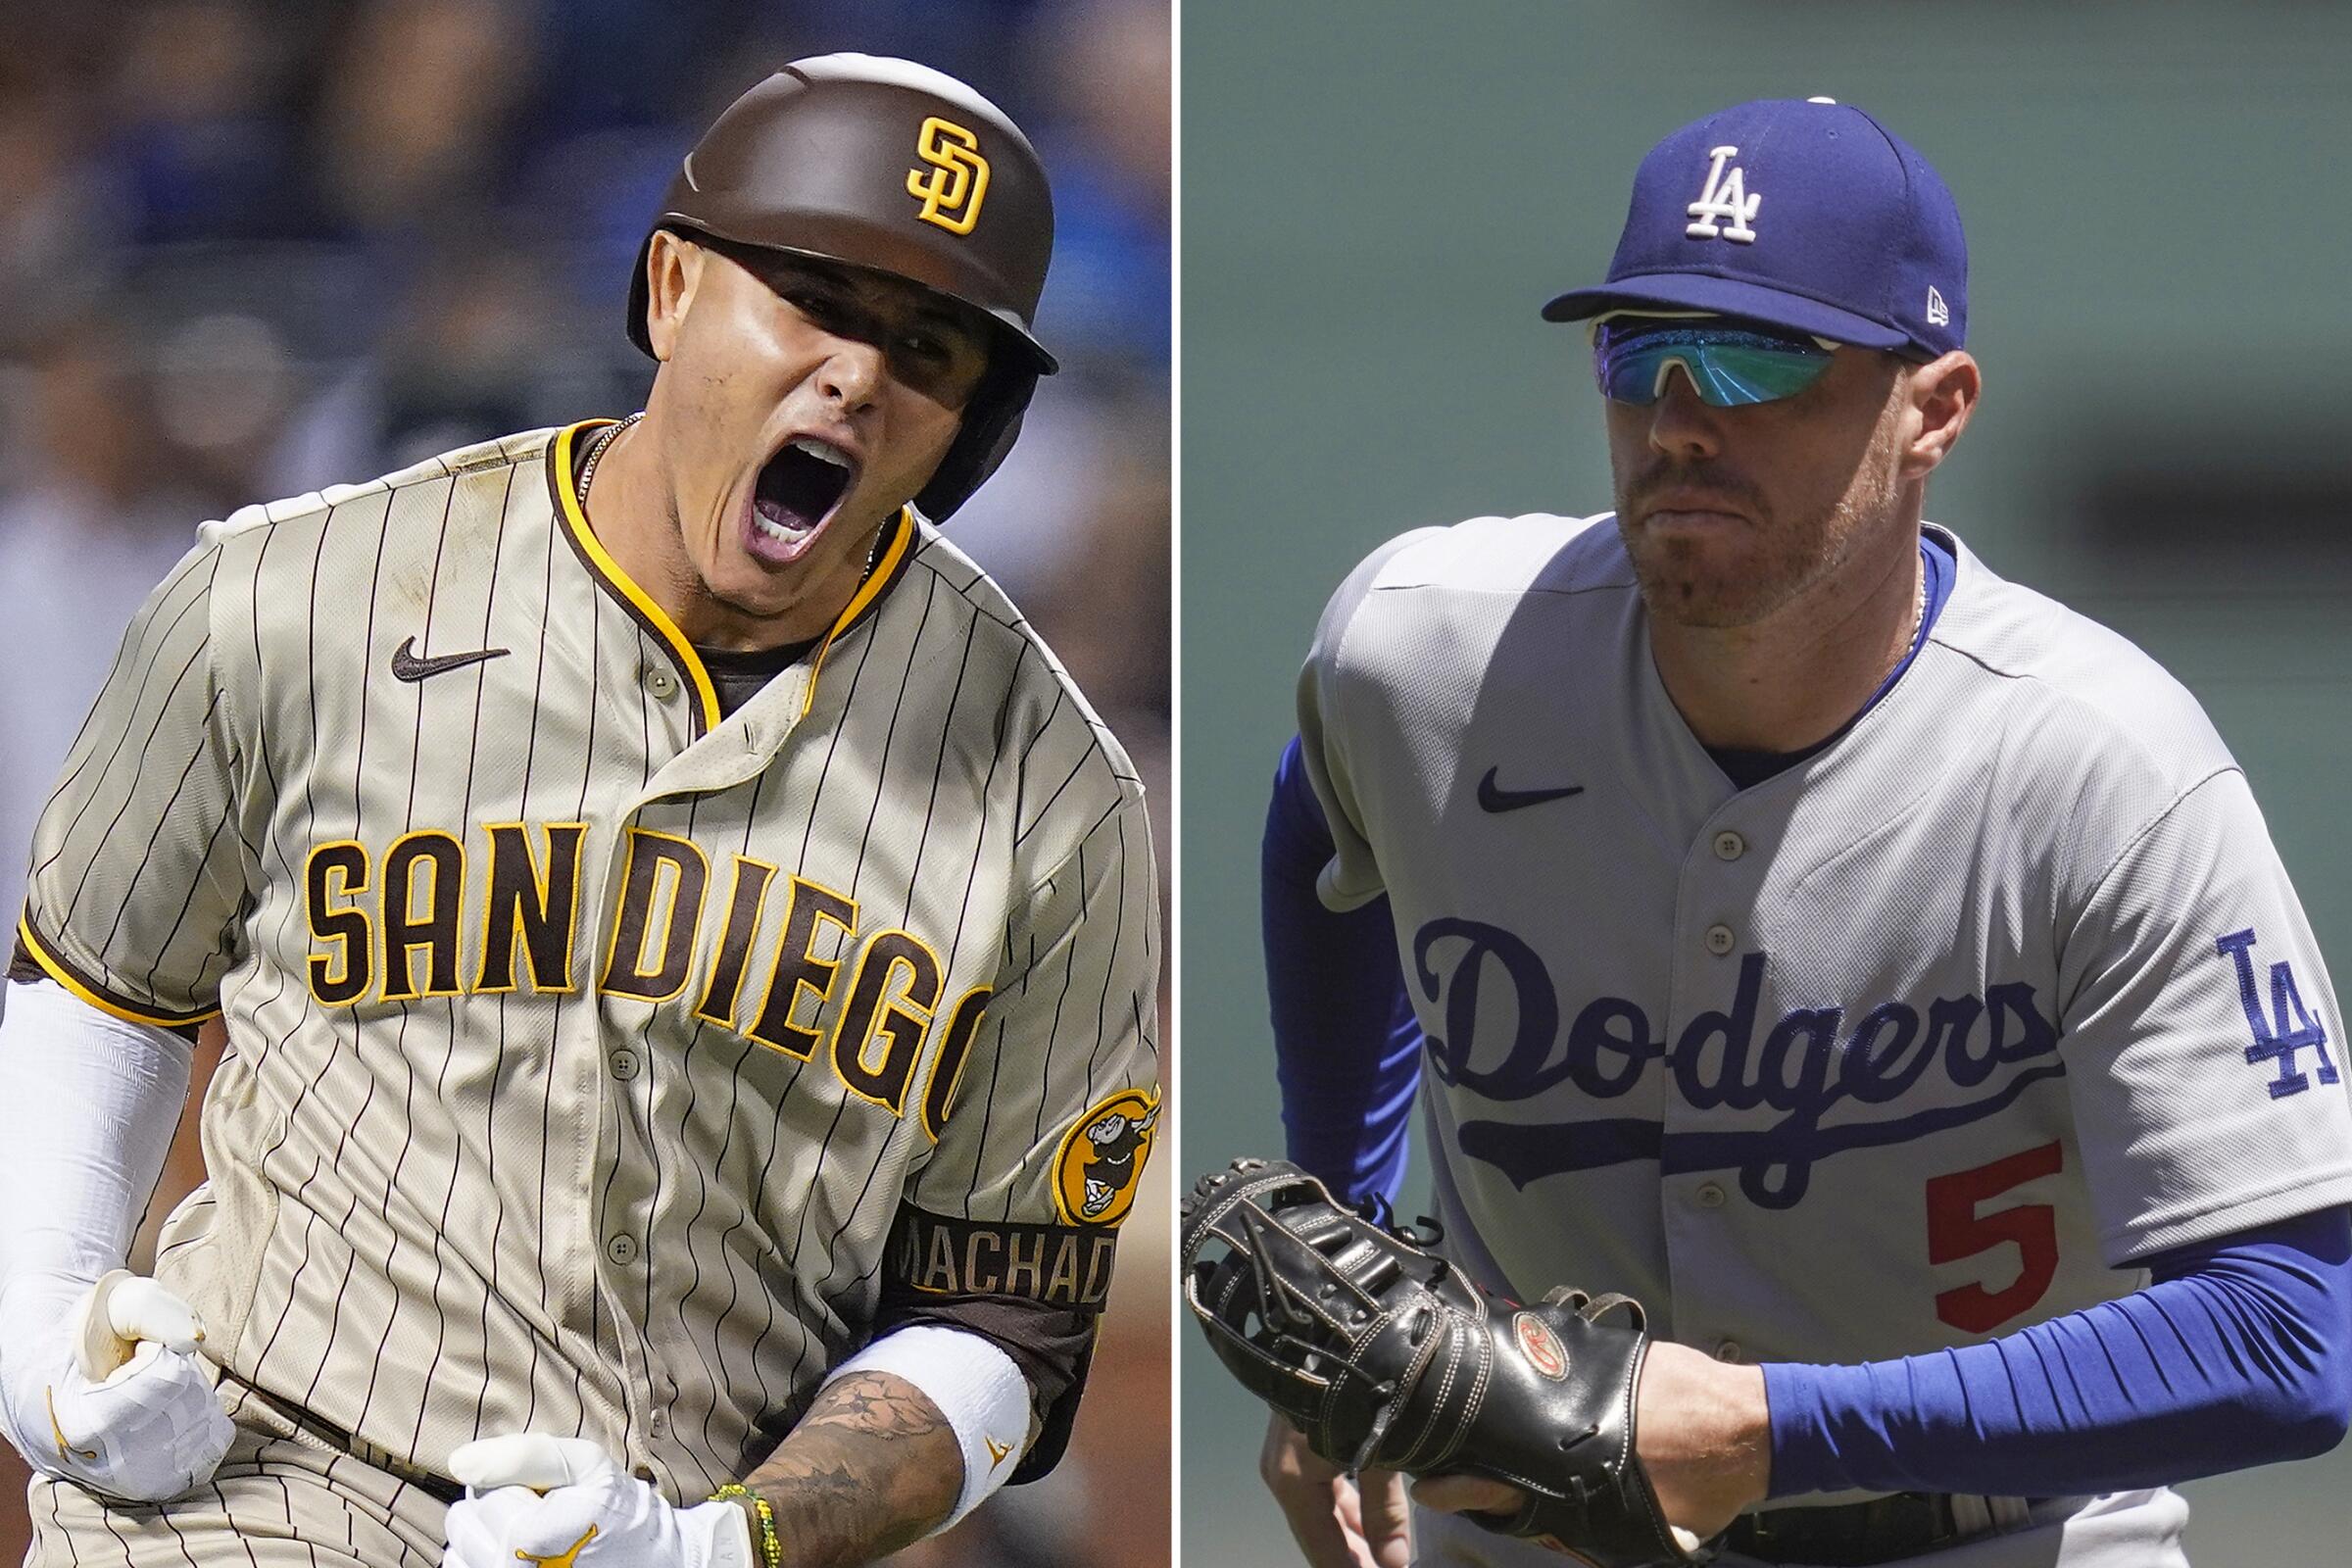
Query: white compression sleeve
820 1324 1035 1531
0 978 194 1298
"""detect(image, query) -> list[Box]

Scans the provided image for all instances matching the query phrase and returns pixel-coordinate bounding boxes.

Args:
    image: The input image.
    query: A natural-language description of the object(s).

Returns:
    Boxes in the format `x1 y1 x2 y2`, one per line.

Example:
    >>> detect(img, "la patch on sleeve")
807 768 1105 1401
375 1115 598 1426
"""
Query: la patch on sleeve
2218 927 2338 1098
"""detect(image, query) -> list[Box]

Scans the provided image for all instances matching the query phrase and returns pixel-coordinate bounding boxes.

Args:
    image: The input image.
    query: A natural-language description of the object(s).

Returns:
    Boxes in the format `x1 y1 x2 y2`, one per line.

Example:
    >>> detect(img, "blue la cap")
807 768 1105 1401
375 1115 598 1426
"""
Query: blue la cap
1543 97 1967 360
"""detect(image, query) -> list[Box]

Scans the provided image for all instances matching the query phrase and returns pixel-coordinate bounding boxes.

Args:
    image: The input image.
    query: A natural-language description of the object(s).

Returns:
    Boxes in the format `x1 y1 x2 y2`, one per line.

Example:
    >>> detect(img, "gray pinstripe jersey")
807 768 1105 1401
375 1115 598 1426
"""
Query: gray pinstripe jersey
19 420 1160 1499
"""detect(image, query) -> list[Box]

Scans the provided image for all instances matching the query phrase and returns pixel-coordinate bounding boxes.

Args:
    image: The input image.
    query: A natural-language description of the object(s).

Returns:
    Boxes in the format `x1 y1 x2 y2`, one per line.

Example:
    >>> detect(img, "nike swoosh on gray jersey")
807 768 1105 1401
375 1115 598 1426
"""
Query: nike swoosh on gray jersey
389 636 510 680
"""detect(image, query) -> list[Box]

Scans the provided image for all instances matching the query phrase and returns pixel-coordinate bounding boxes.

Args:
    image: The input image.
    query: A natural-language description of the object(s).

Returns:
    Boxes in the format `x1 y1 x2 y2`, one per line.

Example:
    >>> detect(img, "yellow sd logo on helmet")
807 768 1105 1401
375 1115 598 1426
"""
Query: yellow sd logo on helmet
906 116 991 234
1052 1088 1160 1226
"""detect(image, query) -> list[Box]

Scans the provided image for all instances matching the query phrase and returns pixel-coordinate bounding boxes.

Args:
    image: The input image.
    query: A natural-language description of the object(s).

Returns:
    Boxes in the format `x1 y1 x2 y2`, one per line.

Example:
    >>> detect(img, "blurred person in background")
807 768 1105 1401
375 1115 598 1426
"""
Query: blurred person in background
0 4 1169 1564
311 0 524 247
0 317 209 953
102 0 312 247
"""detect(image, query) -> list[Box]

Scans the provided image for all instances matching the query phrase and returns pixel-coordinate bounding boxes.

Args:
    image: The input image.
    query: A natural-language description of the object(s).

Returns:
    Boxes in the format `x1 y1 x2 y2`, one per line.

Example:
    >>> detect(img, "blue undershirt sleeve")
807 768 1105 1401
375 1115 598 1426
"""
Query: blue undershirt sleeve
1262 735 1423 1208
1762 1205 2352 1497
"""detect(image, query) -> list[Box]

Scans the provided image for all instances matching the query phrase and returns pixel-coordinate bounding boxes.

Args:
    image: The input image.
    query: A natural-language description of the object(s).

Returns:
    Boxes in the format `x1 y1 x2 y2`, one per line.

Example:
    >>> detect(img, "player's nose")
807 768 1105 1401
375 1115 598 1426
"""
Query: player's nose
814 336 886 412
1644 364 1723 460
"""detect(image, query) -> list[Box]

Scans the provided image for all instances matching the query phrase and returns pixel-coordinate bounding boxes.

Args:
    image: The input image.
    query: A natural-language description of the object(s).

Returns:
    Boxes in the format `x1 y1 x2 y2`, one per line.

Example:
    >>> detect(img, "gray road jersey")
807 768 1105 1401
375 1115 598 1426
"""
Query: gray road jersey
1298 513 2350 1564
20 422 1160 1498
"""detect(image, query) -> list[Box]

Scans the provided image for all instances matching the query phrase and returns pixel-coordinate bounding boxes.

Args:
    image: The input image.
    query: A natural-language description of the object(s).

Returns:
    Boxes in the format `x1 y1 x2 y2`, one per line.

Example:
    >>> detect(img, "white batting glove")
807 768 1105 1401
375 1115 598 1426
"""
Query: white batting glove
0 1269 236 1501
444 1435 756 1568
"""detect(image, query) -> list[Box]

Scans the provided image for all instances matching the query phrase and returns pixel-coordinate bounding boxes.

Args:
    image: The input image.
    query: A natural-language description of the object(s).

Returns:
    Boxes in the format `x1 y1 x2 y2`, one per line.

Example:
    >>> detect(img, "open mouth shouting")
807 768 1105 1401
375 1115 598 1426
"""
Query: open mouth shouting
746 433 860 565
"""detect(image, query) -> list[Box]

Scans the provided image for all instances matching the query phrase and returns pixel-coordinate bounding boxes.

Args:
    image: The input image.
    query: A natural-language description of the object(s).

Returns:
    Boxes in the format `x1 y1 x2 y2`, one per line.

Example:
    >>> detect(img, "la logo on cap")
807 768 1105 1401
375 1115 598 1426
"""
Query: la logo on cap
1686 145 1760 244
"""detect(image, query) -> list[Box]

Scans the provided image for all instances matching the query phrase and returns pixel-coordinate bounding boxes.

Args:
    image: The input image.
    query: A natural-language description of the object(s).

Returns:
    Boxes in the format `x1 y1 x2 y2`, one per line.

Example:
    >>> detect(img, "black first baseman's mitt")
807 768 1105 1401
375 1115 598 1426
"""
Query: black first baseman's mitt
1181 1158 1712 1568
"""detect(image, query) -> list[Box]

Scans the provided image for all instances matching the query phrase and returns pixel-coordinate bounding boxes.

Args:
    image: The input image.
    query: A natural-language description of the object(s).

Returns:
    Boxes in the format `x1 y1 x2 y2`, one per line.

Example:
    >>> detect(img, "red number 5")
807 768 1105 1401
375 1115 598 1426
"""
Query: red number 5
1925 1141 2064 1334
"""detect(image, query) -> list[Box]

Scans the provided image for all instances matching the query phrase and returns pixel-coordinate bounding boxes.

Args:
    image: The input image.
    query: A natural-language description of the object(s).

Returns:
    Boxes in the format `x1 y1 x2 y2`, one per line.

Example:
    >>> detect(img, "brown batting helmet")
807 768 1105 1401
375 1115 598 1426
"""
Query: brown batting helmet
626 53 1056 518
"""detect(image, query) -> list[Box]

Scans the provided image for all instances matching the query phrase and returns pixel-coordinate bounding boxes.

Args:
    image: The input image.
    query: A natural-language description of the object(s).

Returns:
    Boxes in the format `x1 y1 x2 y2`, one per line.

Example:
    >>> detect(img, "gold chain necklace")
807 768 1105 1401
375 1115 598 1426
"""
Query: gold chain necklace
574 413 643 509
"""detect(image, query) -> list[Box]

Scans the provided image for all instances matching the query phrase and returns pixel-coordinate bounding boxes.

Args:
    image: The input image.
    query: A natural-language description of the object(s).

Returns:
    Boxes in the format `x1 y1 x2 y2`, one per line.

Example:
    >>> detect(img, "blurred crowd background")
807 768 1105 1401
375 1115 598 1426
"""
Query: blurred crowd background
0 0 1169 1562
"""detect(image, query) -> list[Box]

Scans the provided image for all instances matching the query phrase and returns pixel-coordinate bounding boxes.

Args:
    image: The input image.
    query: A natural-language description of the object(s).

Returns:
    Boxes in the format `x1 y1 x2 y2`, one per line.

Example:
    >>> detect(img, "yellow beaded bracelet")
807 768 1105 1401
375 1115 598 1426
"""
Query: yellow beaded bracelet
710 1484 783 1568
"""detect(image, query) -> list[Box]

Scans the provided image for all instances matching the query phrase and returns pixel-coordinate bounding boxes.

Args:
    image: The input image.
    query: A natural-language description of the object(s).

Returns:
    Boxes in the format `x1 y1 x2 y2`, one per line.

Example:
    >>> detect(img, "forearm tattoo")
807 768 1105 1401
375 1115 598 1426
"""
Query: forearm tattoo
745 1371 962 1566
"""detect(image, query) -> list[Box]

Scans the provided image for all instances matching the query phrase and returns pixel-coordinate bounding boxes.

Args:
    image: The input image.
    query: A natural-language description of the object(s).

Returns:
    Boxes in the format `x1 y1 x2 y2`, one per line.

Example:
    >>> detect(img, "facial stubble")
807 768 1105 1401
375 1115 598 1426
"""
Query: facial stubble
1614 407 1907 631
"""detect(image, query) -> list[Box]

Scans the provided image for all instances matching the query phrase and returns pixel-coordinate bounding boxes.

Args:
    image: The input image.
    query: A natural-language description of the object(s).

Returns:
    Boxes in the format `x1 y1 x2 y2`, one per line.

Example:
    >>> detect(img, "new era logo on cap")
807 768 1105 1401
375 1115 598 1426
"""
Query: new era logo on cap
1544 97 1968 361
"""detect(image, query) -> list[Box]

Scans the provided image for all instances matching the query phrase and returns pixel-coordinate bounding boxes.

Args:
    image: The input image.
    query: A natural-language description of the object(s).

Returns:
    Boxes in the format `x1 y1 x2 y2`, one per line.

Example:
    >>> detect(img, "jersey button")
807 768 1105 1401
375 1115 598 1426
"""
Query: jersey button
645 666 679 699
1712 830 1745 861
1694 1182 1726 1208
606 1233 640 1265
610 1048 641 1081
648 1409 667 1436
1703 923 1736 956
1714 1340 1744 1363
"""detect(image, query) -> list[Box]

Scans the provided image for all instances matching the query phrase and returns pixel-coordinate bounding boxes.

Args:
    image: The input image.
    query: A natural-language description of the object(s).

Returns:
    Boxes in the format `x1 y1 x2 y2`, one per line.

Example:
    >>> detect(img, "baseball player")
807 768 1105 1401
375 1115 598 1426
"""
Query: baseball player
1254 98 2351 1566
0 54 1158 1568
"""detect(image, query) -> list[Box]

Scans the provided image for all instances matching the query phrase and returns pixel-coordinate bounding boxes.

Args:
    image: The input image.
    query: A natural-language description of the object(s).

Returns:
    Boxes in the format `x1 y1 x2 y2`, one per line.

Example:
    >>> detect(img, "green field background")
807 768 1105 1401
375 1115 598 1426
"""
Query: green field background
1178 3 2352 1562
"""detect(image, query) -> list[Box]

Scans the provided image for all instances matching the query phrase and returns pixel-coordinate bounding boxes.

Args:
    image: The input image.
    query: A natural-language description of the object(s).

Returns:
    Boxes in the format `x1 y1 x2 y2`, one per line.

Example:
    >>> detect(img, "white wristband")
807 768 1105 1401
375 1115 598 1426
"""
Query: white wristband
821 1325 1032 1531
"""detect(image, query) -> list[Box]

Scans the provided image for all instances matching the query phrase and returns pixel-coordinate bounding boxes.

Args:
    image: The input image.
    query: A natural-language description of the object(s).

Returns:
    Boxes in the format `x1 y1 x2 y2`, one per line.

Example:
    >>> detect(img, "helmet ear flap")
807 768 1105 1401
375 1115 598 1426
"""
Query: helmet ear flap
625 232 659 359
915 357 1038 520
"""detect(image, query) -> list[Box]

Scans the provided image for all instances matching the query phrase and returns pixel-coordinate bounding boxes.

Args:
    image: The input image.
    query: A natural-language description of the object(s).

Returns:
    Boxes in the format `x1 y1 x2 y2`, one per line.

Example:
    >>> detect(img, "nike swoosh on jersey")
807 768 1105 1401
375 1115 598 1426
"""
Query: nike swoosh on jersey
1476 766 1585 812
390 636 511 682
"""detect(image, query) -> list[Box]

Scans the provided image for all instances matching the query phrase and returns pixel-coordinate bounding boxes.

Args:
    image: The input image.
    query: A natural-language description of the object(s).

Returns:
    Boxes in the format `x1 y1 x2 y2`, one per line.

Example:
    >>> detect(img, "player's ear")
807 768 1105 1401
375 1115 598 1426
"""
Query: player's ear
643 230 709 365
1899 351 1981 480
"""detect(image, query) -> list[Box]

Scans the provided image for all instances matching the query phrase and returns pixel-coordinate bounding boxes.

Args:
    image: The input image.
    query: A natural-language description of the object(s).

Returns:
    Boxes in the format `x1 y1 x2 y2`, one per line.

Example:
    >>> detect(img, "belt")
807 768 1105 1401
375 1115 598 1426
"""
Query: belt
220 1367 466 1505
1725 1493 2043 1566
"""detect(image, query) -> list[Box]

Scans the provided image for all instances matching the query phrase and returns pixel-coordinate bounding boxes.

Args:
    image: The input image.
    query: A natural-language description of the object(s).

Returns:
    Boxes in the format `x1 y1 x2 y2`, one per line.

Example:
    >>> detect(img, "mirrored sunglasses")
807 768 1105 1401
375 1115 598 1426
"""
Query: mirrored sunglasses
1593 319 1840 408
